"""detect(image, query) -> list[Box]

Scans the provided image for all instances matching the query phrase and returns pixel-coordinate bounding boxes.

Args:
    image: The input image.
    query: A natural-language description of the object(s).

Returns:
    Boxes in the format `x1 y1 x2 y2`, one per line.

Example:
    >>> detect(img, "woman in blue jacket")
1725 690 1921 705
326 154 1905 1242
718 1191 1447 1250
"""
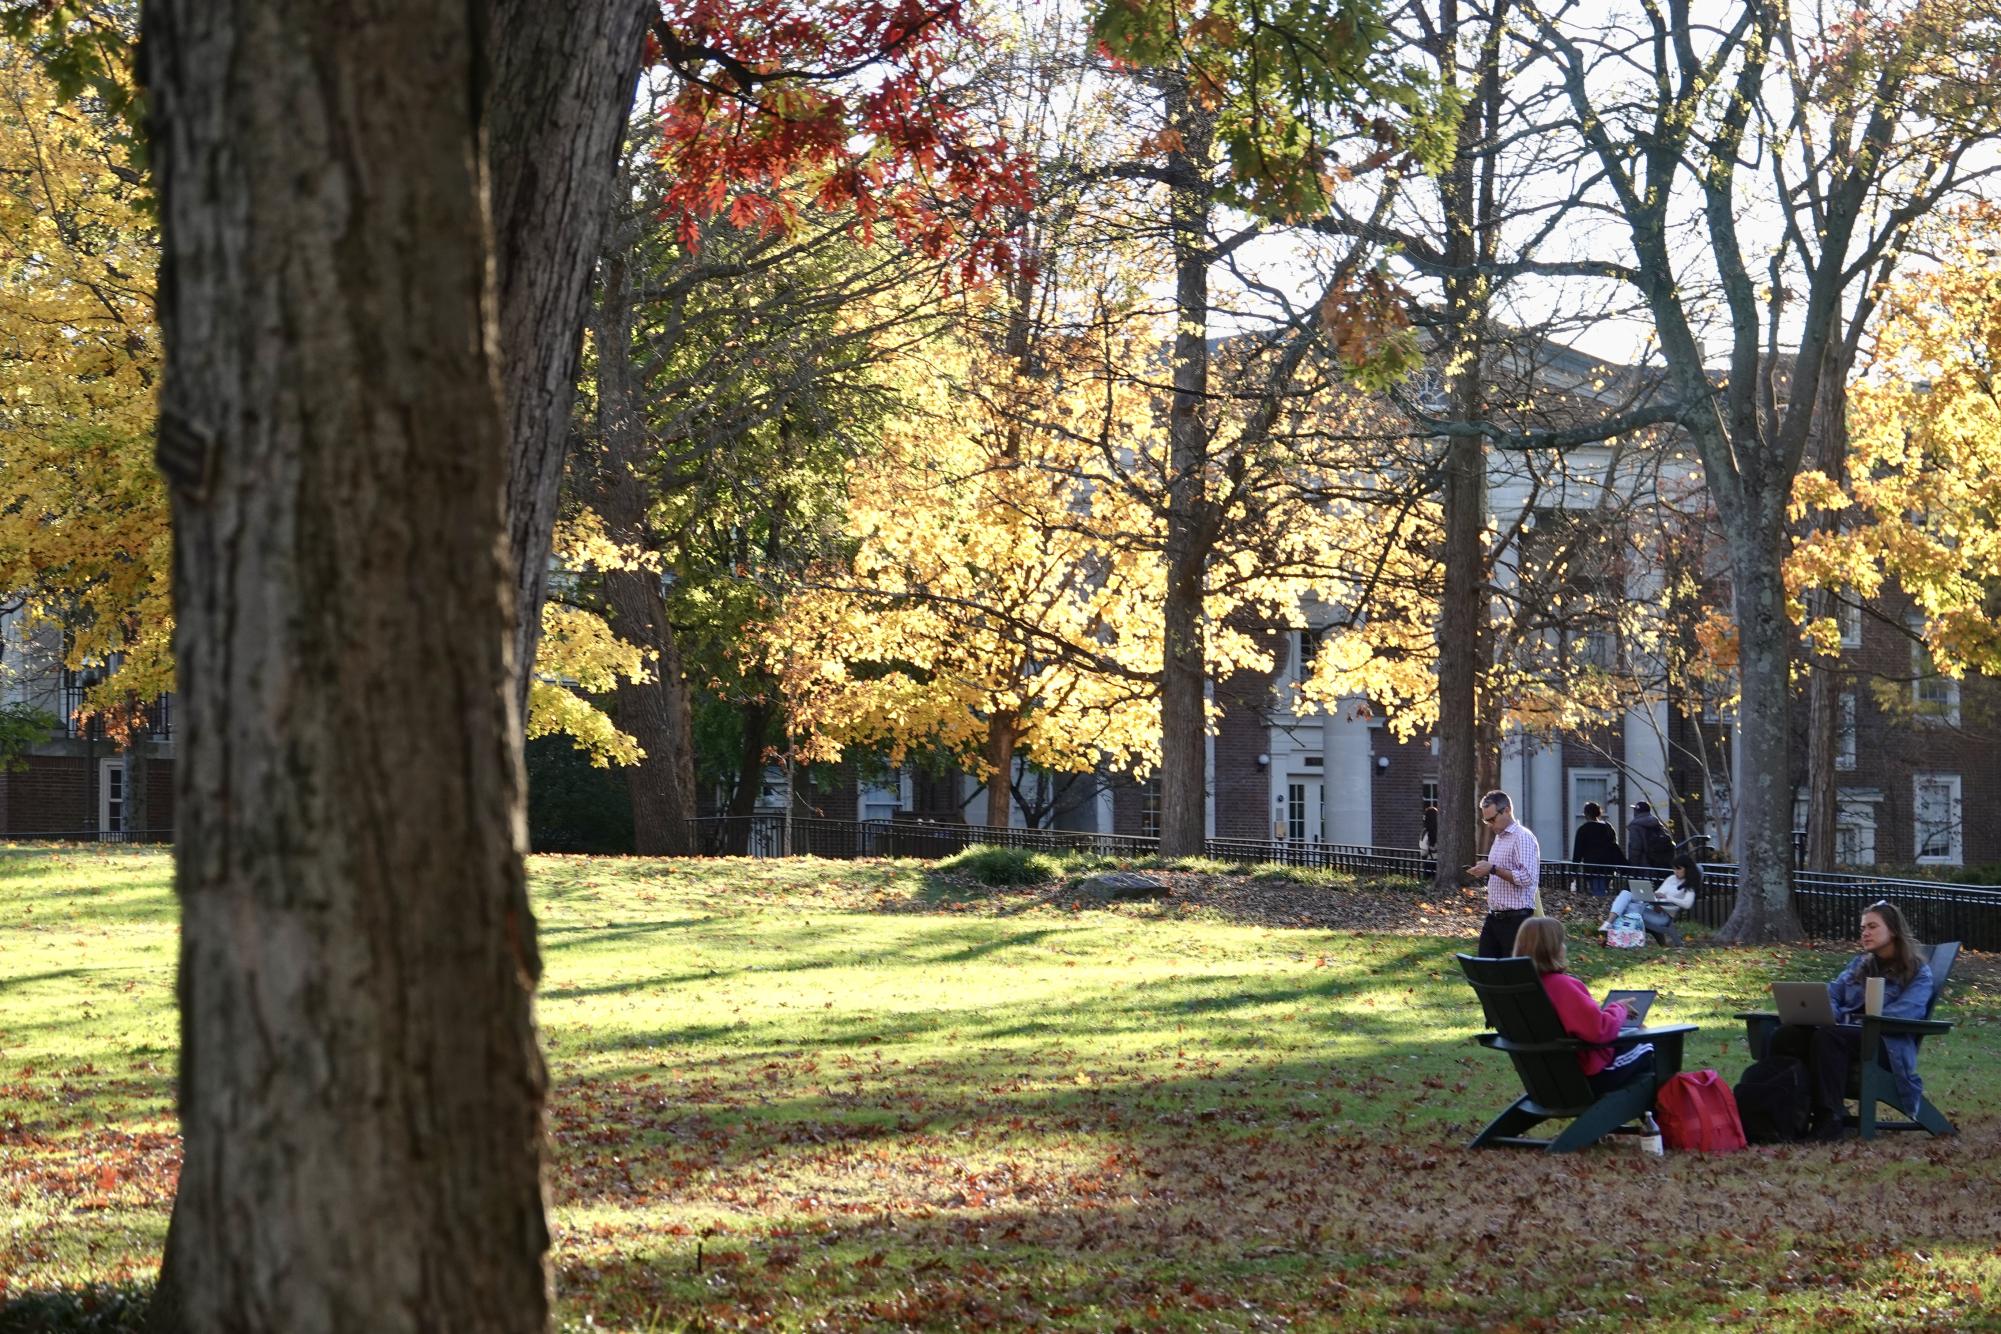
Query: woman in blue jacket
1772 900 1934 1140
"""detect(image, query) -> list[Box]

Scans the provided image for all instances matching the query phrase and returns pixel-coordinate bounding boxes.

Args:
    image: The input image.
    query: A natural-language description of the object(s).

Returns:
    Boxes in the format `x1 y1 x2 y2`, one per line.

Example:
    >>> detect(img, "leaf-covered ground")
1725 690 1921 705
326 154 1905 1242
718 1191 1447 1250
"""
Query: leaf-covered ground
2 846 1998 1331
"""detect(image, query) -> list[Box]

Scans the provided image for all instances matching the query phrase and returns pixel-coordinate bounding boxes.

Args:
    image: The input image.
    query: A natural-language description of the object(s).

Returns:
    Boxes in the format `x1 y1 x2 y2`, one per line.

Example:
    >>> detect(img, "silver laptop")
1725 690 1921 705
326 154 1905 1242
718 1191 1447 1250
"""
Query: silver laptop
1771 982 1840 1026
1603 988 1655 1029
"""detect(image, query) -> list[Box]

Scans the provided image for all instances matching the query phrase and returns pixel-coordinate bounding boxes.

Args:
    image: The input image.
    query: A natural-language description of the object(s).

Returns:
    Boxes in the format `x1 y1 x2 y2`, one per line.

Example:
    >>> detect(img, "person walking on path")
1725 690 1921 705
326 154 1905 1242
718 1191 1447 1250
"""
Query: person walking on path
1626 800 1674 871
1469 790 1541 957
1571 801 1624 896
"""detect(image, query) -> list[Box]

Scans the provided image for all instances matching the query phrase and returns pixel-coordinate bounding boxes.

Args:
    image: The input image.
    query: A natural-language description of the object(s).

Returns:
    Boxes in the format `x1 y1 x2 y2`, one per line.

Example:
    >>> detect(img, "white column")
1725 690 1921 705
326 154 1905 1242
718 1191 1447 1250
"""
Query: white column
1530 736 1564 845
1325 701 1373 845
1204 682 1217 840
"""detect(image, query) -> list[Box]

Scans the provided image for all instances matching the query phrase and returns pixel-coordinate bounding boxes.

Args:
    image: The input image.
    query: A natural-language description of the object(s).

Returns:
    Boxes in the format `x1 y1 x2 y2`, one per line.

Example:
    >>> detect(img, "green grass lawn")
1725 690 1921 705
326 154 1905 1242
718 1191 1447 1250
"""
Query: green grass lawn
3 846 1999 1331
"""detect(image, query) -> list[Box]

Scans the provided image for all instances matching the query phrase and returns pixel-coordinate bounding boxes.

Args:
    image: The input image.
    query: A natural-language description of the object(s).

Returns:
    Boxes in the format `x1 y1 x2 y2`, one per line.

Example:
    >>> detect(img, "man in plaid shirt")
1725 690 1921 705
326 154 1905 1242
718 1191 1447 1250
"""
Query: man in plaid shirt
1469 789 1541 957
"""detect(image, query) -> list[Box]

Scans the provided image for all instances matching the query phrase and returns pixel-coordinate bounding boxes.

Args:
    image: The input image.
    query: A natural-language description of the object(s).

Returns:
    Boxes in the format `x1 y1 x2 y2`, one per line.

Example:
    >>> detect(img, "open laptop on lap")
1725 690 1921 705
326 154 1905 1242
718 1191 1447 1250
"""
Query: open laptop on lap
1771 982 1842 1026
1602 988 1655 1029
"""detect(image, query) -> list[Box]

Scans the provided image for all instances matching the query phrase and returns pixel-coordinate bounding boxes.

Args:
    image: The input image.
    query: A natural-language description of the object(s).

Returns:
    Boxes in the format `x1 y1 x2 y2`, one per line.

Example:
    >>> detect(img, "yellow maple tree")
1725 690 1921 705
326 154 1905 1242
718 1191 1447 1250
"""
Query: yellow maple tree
1791 204 2001 682
0 40 167 731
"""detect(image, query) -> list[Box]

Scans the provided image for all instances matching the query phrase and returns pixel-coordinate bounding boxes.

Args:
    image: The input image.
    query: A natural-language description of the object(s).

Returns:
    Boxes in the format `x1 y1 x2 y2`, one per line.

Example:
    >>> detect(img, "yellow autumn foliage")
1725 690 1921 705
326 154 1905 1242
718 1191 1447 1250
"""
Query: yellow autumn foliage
0 41 169 724
1792 205 2001 678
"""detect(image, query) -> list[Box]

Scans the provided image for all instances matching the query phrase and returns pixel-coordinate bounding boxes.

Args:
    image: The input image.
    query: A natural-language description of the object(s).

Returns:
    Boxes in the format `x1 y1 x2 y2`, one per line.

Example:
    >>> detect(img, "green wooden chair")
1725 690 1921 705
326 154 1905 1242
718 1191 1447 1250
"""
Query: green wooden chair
1458 953 1697 1153
1735 940 1958 1140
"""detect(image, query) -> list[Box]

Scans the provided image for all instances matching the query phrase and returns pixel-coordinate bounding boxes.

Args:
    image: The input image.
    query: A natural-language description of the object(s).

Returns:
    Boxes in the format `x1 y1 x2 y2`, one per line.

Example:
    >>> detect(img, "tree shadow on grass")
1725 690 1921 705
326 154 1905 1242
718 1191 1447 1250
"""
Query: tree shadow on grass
0 1284 151 1333
540 1093 2001 1332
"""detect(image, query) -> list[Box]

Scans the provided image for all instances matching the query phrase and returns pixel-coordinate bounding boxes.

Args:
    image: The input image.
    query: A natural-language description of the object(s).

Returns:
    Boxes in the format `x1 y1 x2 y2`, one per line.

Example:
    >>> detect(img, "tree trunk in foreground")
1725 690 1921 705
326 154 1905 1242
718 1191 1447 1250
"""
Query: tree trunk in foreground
492 0 655 723
147 4 552 1329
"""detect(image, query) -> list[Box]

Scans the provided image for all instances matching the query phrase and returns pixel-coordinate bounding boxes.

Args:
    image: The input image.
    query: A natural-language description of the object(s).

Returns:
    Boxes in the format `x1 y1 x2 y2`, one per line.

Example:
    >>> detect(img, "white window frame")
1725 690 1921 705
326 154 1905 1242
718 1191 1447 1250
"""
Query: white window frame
99 758 125 842
1834 801 1877 868
1837 596 1863 649
1567 768 1621 826
1909 619 1961 725
1913 773 1962 866
1296 627 1322 684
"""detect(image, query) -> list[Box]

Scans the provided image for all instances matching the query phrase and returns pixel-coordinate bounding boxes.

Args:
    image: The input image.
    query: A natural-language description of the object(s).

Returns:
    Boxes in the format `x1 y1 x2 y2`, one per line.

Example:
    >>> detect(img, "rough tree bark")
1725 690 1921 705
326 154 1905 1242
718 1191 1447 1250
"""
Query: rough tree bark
492 0 656 723
1802 341 1853 872
145 3 553 1329
590 231 699 857
1156 73 1217 858
983 711 1019 828
142 1 650 1329
1431 0 1503 890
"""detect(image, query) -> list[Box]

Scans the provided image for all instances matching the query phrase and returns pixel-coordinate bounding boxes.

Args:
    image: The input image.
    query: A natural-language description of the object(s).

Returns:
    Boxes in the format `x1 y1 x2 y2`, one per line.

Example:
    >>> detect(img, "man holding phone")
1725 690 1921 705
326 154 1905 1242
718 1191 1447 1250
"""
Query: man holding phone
1469 790 1541 957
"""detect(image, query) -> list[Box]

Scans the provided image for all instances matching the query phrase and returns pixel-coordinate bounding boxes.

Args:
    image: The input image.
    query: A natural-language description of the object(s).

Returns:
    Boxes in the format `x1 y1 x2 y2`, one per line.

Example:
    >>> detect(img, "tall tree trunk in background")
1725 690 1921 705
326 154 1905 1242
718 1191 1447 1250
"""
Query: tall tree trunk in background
983 710 1018 828
590 226 698 857
123 732 150 842
1803 602 1837 871
1802 341 1852 873
145 2 555 1328
1719 510 1802 939
1156 73 1217 858
1431 0 1502 889
726 699 775 853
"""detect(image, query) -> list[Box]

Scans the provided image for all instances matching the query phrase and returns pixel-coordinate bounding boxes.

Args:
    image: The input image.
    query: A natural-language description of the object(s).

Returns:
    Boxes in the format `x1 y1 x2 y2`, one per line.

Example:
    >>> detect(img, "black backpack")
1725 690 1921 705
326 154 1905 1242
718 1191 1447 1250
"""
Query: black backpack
1644 822 1675 869
1734 1054 1811 1143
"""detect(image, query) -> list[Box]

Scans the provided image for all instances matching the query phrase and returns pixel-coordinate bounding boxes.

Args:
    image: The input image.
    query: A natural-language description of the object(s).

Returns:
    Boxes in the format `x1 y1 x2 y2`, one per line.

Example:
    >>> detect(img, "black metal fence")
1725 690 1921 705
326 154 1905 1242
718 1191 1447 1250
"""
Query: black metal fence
687 814 2001 949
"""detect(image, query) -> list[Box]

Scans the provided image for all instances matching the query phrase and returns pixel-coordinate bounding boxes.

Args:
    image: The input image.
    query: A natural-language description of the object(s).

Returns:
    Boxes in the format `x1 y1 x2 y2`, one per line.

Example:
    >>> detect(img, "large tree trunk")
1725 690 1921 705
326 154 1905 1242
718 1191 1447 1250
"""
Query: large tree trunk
145 3 551 1329
1156 74 1215 859
492 0 655 724
123 732 151 842
590 221 699 857
1801 341 1852 872
1430 0 1497 891
1803 628 1838 871
1715 516 1805 943
725 699 774 853
983 710 1019 828
607 570 699 856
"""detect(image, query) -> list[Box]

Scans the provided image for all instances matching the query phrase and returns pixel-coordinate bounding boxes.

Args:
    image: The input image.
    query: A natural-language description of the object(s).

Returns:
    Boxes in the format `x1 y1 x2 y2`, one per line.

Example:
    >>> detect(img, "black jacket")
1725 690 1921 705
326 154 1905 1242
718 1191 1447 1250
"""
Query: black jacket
1627 813 1673 869
1571 820 1623 866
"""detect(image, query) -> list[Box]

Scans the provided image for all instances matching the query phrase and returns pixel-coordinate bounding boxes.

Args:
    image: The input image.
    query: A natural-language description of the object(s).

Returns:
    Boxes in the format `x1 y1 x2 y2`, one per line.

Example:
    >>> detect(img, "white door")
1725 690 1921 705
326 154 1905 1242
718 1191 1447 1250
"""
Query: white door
99 758 125 842
1285 778 1324 843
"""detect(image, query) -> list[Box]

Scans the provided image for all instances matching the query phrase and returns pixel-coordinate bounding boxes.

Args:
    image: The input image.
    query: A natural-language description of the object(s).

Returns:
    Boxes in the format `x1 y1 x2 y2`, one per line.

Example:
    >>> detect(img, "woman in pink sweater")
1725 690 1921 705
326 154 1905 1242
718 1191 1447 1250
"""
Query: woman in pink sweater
1514 916 1656 1094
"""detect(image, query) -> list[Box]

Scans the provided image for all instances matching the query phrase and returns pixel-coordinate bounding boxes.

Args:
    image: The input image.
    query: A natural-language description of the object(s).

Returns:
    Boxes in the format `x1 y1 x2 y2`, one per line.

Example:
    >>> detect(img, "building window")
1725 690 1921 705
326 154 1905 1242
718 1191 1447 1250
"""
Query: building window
1910 622 1960 724
1570 629 1615 670
1296 628 1322 681
1421 779 1439 805
100 759 125 841
1141 777 1162 839
1836 692 1856 771
1914 773 1961 865
1837 596 1863 649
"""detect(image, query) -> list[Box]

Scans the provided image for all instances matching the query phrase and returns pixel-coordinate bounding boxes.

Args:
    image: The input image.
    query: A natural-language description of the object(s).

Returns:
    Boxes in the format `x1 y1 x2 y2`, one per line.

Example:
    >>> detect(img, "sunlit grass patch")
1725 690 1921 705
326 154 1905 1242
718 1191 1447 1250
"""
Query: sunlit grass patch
3 847 1999 1329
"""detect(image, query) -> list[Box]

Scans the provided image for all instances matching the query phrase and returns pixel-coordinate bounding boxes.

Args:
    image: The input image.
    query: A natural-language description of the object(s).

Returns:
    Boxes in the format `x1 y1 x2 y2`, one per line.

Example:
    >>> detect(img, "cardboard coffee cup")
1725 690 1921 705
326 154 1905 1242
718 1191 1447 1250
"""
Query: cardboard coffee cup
1865 976 1885 1017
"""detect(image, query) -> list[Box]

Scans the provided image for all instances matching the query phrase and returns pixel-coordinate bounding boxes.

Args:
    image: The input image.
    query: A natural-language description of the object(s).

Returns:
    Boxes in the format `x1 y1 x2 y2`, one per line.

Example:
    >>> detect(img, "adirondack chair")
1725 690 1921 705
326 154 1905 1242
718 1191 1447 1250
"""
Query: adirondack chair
1458 953 1698 1153
1736 940 1959 1139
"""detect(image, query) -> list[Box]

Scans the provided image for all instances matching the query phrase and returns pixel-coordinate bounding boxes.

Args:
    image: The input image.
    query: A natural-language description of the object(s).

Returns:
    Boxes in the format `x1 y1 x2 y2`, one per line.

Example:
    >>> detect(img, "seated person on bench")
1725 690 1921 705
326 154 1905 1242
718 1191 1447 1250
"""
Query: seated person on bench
1770 900 1935 1141
1600 850 1699 939
1515 916 1655 1095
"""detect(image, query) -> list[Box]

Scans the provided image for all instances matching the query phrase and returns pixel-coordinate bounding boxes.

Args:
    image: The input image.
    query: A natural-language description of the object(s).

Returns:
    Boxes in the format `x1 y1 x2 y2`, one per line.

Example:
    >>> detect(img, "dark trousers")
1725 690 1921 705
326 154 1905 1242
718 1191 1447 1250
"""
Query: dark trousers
1478 907 1534 958
1770 1024 1875 1116
1589 1046 1656 1098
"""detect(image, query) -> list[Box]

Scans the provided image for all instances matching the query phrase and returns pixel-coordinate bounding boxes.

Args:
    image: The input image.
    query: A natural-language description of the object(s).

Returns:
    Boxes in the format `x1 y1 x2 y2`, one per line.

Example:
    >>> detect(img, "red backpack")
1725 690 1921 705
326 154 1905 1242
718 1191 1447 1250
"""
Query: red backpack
1655 1069 1748 1153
